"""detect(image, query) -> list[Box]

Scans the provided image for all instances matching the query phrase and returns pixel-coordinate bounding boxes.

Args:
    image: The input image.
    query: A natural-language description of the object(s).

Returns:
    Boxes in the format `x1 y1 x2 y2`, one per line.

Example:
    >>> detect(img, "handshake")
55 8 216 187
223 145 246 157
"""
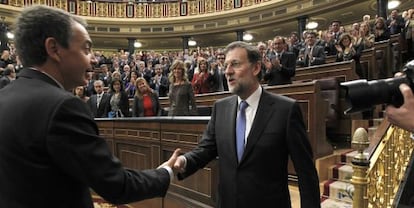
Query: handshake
158 149 186 179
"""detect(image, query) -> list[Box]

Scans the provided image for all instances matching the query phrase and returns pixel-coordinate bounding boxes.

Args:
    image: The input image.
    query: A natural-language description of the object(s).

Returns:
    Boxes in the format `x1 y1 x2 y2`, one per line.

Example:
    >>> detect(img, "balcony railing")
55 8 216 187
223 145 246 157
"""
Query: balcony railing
2 0 270 18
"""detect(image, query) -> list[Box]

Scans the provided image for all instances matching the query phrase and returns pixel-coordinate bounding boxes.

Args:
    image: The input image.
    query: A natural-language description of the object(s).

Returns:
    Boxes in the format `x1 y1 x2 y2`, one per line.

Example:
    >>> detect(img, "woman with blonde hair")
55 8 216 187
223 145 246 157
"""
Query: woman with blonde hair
168 60 197 116
132 77 160 117
374 17 390 42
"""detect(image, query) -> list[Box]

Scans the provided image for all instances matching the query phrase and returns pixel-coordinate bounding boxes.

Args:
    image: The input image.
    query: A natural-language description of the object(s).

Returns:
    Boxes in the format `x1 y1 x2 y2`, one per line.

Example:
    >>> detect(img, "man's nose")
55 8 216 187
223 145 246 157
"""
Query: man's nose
90 55 98 66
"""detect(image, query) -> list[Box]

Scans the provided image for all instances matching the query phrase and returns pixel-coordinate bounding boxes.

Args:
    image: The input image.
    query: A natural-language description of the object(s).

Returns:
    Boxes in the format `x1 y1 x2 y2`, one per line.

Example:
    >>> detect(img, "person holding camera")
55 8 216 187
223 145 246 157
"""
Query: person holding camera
385 83 414 132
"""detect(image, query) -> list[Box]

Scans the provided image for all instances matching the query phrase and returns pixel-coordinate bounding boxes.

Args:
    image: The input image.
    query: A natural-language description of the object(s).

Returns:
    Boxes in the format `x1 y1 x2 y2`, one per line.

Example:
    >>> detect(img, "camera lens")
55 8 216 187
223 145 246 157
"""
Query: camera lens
340 76 407 114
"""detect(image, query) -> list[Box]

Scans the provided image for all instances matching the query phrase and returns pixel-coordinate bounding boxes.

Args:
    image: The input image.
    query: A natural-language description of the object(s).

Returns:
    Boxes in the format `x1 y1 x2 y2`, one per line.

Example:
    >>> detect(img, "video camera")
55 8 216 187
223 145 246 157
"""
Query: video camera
340 60 414 114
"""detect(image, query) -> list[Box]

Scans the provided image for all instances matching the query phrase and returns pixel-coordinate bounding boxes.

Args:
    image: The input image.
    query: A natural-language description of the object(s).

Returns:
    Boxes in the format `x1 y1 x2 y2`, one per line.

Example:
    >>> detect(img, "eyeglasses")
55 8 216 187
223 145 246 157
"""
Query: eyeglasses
217 57 225 60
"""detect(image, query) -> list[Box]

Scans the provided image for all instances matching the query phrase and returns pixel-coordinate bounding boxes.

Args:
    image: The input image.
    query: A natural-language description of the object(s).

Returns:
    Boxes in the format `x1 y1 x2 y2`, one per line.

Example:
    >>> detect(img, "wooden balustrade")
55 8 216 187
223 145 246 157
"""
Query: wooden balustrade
294 60 358 82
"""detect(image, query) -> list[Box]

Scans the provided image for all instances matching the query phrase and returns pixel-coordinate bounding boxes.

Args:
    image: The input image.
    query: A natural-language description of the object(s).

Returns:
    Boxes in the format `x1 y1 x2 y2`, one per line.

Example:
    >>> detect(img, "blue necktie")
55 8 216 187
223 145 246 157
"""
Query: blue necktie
236 101 248 162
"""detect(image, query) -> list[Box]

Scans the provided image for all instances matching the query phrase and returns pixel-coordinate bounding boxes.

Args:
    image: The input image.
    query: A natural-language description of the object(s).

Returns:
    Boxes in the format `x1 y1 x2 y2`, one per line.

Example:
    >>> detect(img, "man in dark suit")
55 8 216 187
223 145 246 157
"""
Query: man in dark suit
150 64 169 97
0 5 180 208
297 31 326 67
387 9 405 35
263 36 296 85
87 80 110 118
174 41 320 208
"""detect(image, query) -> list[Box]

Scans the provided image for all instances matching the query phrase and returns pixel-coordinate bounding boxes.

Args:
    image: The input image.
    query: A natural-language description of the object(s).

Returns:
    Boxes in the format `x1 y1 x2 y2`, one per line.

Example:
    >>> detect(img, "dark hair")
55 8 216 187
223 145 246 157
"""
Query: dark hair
109 78 124 92
224 41 260 65
273 36 286 44
13 5 87 67
224 41 262 80
331 20 342 25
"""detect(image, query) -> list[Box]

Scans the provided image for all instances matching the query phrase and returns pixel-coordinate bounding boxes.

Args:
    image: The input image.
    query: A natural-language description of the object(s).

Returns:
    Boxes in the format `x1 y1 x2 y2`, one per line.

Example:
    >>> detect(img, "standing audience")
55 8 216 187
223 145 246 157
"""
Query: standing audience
107 78 130 117
87 80 110 118
150 63 169 97
191 58 212 94
263 36 296 85
132 77 160 117
73 85 89 102
297 32 326 67
168 60 197 116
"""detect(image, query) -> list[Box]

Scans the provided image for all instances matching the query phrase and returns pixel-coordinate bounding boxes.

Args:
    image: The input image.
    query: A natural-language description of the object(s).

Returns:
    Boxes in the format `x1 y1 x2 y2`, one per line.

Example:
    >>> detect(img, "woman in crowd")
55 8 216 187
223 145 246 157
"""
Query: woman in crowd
125 70 139 98
106 78 130 117
191 58 212 94
374 17 390 42
335 33 363 77
354 22 375 50
168 60 197 116
112 71 122 82
73 85 89 102
132 77 160 117
404 9 414 61
335 33 359 62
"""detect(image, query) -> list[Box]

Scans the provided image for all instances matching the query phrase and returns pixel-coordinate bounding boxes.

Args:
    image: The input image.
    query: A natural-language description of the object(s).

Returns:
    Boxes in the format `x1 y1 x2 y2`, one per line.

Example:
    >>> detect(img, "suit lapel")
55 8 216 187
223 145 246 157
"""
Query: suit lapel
223 96 239 164
242 91 275 161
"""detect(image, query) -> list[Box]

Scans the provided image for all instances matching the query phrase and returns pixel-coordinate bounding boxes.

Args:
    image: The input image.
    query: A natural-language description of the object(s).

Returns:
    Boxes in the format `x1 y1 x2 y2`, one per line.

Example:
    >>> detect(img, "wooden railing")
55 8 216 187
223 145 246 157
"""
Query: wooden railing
351 120 414 208
294 60 358 82
96 117 216 208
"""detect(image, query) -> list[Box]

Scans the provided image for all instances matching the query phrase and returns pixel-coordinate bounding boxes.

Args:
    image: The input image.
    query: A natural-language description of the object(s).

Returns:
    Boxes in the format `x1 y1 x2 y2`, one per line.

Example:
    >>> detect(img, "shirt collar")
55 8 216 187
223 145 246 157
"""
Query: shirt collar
238 85 262 109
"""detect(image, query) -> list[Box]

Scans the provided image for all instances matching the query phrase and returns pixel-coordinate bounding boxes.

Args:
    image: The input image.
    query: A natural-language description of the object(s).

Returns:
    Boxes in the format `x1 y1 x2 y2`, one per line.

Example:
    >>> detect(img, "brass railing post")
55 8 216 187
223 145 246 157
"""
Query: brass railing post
351 128 370 208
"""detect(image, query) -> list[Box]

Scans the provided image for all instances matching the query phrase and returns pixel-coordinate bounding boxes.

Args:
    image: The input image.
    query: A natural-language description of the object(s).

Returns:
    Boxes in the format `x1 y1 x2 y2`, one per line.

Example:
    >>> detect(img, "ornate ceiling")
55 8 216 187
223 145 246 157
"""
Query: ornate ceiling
1 0 413 51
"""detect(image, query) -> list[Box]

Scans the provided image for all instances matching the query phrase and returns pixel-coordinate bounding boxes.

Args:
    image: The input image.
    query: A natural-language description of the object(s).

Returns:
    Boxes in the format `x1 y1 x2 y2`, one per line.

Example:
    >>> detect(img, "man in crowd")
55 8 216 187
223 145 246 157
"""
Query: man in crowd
263 36 296 85
297 31 326 67
87 80 110 118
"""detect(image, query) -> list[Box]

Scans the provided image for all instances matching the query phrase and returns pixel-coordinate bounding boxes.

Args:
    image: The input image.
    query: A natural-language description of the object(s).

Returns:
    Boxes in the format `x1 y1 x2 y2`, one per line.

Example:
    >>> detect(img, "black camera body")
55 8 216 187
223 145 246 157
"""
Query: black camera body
340 60 414 114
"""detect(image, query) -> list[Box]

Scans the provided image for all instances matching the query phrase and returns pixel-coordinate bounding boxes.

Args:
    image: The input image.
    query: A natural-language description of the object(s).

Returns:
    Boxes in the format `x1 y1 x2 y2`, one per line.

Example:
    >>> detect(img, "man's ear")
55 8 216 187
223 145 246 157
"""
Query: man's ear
44 37 61 63
253 61 261 76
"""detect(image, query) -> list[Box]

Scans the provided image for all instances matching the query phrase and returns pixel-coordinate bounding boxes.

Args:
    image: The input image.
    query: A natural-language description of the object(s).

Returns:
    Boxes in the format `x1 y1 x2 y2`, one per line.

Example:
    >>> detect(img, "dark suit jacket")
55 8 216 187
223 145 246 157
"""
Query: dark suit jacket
150 75 169 97
131 93 161 117
263 52 296 85
0 68 170 207
0 76 10 89
106 91 130 117
87 93 110 118
178 89 320 208
297 45 326 67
